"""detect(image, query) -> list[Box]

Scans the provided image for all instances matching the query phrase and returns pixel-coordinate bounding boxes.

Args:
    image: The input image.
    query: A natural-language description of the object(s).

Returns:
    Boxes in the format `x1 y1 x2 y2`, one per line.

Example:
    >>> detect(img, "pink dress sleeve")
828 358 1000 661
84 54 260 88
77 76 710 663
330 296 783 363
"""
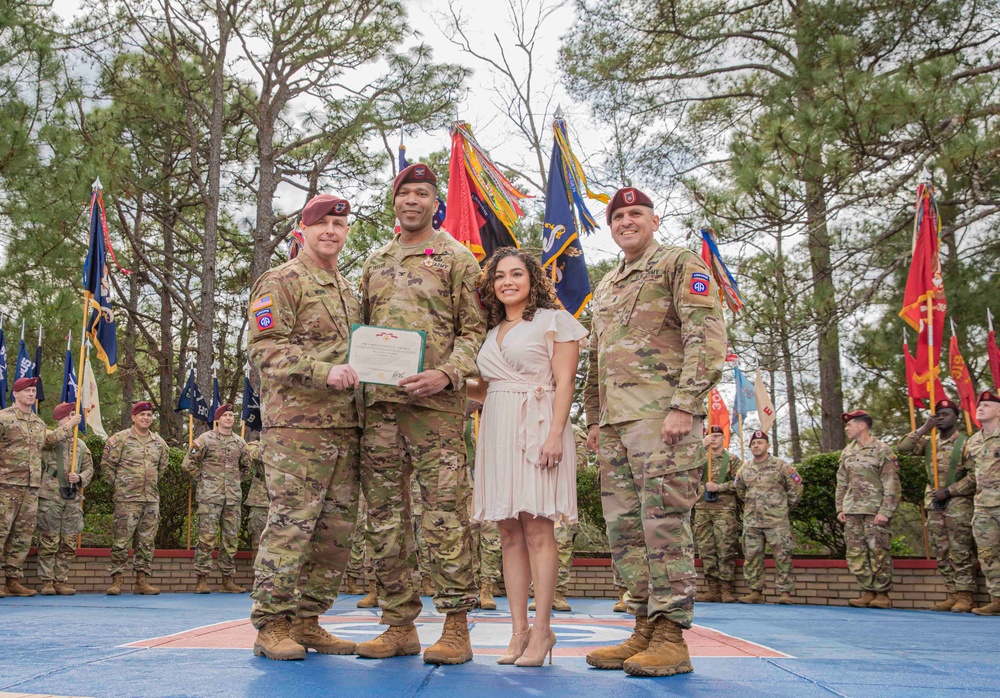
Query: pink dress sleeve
544 309 588 351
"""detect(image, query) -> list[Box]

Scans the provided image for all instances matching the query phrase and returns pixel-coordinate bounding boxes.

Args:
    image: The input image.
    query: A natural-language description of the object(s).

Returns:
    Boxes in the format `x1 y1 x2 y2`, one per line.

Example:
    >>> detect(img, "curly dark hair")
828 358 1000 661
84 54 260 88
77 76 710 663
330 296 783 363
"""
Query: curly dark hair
477 247 562 330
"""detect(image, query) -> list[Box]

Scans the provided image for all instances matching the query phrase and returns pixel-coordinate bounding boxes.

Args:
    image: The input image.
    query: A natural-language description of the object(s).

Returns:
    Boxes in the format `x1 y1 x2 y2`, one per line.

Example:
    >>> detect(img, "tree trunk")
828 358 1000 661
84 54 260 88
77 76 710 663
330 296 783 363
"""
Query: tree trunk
120 247 140 431
158 212 177 440
774 228 803 461
250 110 278 286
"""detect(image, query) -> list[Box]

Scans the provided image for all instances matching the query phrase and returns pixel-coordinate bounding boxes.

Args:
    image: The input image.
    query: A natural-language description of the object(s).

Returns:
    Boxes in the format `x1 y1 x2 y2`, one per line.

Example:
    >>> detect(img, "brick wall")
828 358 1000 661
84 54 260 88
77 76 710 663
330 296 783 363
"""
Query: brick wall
19 550 989 608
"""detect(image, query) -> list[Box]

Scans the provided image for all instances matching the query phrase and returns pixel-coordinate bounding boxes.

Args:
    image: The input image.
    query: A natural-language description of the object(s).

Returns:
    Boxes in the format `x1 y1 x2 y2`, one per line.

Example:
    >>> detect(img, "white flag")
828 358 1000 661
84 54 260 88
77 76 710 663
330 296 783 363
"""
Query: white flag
754 369 776 434
82 356 108 439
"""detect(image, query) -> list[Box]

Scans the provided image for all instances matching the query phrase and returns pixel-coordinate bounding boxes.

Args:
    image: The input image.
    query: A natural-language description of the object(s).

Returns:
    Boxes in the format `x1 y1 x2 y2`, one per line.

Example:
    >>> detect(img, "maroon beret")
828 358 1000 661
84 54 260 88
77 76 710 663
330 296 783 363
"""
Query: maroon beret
709 425 723 434
606 187 655 224
12 377 38 392
841 410 870 424
393 163 438 198
301 194 350 226
53 402 75 421
750 430 769 443
132 401 154 416
935 399 960 415
978 391 1000 405
215 403 233 421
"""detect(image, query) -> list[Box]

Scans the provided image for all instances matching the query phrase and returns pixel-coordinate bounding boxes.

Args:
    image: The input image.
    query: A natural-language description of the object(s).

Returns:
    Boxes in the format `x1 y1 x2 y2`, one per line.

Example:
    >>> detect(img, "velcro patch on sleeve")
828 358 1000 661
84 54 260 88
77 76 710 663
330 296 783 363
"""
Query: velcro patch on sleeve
788 468 802 484
690 271 710 296
254 307 275 331
251 295 273 312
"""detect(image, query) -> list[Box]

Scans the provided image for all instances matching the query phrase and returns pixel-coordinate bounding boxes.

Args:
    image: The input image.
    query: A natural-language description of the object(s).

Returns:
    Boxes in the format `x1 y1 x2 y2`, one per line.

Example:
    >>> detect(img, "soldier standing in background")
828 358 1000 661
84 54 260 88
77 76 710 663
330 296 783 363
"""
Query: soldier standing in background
836 410 900 609
347 491 378 607
694 425 741 604
736 430 803 605
103 401 170 596
182 403 250 594
36 402 94 595
244 439 268 557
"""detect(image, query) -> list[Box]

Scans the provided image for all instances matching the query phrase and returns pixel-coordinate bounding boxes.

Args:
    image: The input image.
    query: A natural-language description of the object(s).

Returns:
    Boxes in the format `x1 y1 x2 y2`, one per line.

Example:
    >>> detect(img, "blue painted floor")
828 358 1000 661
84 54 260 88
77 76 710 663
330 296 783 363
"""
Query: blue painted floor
1 593 999 697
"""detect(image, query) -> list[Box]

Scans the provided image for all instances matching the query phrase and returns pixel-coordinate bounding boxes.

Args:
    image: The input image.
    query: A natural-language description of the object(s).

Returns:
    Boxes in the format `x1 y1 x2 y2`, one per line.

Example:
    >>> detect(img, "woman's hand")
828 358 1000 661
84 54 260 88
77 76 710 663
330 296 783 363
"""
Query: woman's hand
539 433 564 470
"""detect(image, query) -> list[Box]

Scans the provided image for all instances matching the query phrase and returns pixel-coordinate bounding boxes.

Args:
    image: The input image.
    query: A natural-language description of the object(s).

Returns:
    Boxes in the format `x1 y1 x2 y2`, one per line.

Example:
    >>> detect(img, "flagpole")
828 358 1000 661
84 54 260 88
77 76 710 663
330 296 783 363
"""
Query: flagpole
71 183 101 479
187 411 193 550
738 413 744 464
34 325 42 413
927 297 939 492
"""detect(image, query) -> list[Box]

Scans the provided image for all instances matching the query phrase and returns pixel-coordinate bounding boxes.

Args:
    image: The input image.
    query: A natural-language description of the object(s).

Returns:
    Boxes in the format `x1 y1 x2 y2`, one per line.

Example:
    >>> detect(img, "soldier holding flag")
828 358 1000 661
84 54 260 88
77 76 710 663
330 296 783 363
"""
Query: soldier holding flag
694 425 742 604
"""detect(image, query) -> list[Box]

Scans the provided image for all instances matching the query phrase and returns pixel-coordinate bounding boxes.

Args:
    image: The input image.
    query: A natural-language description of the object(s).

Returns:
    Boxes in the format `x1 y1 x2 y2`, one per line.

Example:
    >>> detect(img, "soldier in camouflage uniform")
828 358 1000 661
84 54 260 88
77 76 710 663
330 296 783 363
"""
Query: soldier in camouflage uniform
244 439 268 557
347 490 378 606
898 398 977 612
0 378 78 598
950 391 1000 615
103 401 170 596
583 187 726 677
836 410 900 609
37 402 94 595
247 194 361 661
735 430 803 605
355 163 484 666
475 519 503 608
694 426 741 604
183 403 250 594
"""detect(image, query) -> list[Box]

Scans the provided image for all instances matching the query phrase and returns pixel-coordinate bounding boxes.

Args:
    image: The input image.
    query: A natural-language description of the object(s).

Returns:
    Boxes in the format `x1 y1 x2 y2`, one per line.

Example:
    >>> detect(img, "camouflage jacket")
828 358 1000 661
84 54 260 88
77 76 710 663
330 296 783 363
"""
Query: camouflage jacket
102 428 170 503
694 451 741 511
0 406 77 487
39 437 94 503
584 241 726 426
243 441 269 508
181 429 250 505
735 455 803 528
360 229 486 415
248 251 361 429
898 429 971 510
951 426 1000 508
835 438 900 518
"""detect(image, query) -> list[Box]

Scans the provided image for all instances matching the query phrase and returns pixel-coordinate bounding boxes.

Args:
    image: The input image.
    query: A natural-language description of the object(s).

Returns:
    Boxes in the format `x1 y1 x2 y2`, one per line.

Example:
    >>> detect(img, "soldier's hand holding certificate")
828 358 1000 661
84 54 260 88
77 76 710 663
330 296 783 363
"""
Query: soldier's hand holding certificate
348 324 427 386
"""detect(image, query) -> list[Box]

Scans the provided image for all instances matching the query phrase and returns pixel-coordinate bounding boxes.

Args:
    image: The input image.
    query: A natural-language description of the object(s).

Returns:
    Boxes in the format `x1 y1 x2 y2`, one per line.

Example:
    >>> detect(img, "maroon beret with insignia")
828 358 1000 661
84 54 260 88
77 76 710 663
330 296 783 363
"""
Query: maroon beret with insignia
53 402 75 421
606 186 655 224
709 425 723 434
215 403 233 420
935 398 960 415
301 194 350 226
841 409 870 423
393 163 438 198
978 391 1000 405
749 429 769 443
12 377 38 392
132 401 154 416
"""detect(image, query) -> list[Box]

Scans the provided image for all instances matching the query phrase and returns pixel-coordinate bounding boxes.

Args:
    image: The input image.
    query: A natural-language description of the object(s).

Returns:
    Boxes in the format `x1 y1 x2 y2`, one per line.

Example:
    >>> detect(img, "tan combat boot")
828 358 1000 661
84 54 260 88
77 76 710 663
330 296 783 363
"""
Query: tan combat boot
623 617 693 677
586 613 652 669
195 575 211 594
5 578 37 597
106 574 124 596
289 616 356 655
951 591 976 613
703 578 722 603
479 583 497 610
356 581 378 609
932 592 957 611
424 611 473 665
356 622 421 658
134 572 160 595
719 581 736 603
848 591 876 608
253 617 306 661
53 582 76 596
972 596 1000 615
39 580 57 596
777 592 794 605
553 592 572 612
738 590 765 604
220 576 247 594
869 592 892 609
612 587 627 613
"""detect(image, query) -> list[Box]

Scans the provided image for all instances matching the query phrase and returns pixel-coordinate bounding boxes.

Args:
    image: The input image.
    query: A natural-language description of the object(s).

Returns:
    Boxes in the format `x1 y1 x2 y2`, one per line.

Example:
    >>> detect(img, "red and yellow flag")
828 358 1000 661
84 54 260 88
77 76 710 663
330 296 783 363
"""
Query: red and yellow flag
949 333 981 428
708 388 731 448
988 309 1000 391
904 332 946 409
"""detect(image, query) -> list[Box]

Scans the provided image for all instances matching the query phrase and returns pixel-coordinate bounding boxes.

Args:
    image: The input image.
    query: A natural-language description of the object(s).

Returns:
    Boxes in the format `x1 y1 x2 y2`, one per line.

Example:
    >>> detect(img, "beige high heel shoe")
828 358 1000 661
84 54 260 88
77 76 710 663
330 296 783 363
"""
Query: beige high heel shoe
514 629 556 667
497 629 531 665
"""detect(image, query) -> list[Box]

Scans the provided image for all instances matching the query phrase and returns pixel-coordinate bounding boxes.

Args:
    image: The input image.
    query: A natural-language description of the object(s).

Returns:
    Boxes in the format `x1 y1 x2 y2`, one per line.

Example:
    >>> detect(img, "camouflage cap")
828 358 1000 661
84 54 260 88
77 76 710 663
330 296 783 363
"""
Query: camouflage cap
301 194 350 226
606 186 654 224
393 163 437 197
52 402 75 421
12 376 38 392
132 401 154 416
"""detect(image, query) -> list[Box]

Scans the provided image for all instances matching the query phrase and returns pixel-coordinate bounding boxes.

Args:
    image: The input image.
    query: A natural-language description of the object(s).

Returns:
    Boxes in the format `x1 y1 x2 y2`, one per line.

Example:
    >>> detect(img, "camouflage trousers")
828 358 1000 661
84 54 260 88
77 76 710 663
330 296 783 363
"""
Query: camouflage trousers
409 476 431 583
109 501 159 576
555 521 577 594
361 402 477 625
347 490 374 584
474 519 503 588
972 506 1000 597
844 513 893 593
742 525 794 593
36 497 84 582
250 427 360 628
194 501 241 576
0 485 39 579
693 505 740 582
598 418 701 628
246 506 268 556
927 499 976 593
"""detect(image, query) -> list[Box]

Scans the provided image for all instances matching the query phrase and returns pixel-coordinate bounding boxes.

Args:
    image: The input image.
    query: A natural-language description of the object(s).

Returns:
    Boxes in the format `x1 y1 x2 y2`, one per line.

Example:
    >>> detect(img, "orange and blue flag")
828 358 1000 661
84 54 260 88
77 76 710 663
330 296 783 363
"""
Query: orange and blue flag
699 228 744 314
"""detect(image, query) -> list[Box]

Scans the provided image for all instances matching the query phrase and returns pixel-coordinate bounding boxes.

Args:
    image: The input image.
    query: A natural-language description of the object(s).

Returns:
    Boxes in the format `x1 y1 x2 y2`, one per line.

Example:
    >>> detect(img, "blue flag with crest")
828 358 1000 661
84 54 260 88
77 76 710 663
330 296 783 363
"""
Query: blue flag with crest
242 375 262 432
731 365 757 426
61 348 87 434
32 341 45 404
82 188 119 373
10 338 34 403
210 376 222 423
175 369 212 423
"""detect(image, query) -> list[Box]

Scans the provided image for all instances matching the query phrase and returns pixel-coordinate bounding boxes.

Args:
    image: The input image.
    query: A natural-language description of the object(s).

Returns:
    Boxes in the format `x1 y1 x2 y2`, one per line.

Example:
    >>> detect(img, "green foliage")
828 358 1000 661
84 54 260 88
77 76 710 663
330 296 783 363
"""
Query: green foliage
576 464 605 535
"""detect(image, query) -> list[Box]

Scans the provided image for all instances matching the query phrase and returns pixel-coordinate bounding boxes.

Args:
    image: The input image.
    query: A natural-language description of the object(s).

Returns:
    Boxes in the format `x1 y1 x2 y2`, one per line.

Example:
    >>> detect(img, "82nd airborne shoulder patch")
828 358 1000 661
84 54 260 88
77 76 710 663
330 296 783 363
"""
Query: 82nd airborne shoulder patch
690 271 710 296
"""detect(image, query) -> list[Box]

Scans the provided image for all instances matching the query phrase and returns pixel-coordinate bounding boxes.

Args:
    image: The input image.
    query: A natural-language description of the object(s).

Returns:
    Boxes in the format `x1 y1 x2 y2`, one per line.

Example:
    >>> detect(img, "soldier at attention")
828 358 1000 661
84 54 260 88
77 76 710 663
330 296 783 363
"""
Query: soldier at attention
694 425 742 604
836 410 901 609
583 187 726 677
735 430 803 605
243 439 268 557
355 163 485 665
247 194 362 661
182 403 250 594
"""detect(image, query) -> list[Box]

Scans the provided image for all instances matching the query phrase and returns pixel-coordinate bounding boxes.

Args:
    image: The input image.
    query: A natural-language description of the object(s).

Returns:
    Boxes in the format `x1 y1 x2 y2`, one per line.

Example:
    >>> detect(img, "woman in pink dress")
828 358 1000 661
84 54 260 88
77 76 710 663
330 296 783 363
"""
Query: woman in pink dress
468 248 587 667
